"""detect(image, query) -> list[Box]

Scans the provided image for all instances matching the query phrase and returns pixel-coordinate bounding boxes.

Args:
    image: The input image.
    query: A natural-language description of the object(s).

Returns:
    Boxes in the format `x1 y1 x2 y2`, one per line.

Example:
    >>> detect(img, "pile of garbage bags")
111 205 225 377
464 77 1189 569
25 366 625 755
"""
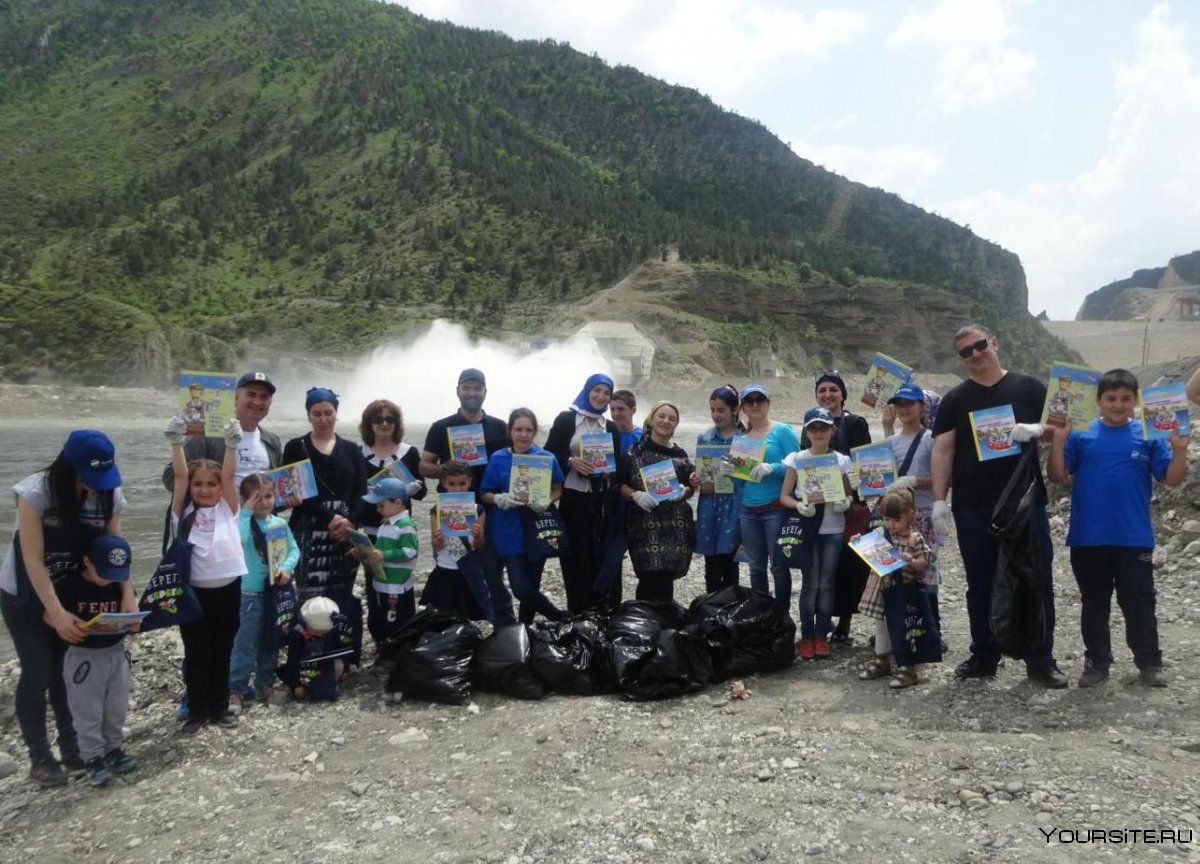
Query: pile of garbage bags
385 585 796 704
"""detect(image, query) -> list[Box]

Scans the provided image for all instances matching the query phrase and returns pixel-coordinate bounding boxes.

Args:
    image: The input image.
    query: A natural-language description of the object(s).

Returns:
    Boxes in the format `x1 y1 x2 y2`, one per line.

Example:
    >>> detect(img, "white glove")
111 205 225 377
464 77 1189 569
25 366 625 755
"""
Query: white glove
527 498 549 514
748 463 774 482
716 458 736 477
846 470 861 490
493 493 520 510
223 419 244 448
796 501 816 518
891 475 918 490
666 487 686 503
405 480 424 499
1009 423 1044 444
631 491 658 512
830 499 850 514
164 416 187 447
932 500 953 536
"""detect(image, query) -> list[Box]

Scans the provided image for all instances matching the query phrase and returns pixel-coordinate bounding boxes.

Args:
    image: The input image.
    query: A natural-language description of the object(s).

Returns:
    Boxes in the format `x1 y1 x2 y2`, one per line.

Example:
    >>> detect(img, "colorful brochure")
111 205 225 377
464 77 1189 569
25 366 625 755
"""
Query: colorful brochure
578 432 616 474
178 371 237 437
728 435 767 482
1041 362 1101 429
447 424 488 466
792 453 846 505
437 491 478 538
640 459 683 503
968 405 1021 462
848 529 907 577
861 353 913 409
695 443 734 495
851 442 897 497
509 453 554 506
1140 382 1191 440
346 527 385 581
265 523 291 581
368 459 417 487
269 459 319 503
84 611 150 636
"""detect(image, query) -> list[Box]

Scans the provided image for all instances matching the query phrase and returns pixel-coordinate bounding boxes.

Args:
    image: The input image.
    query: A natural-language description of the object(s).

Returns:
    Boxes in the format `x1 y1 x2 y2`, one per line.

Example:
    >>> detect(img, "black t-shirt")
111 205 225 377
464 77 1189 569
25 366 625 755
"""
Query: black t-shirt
933 371 1047 509
55 575 124 648
423 411 510 493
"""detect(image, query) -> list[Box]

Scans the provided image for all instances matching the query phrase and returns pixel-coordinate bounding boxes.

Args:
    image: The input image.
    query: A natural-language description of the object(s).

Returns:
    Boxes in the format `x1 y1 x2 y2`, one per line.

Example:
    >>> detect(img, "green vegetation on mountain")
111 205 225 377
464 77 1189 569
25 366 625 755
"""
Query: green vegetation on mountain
0 0 1071 383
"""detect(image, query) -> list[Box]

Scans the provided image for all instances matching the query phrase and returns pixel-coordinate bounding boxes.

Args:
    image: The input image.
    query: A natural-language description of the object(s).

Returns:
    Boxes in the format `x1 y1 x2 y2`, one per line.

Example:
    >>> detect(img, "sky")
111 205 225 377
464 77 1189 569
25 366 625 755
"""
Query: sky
395 0 1200 320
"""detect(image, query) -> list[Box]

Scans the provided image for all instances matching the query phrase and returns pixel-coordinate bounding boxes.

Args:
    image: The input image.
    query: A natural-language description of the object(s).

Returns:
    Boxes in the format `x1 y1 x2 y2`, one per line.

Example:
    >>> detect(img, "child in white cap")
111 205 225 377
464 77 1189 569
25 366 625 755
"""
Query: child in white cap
279 597 346 701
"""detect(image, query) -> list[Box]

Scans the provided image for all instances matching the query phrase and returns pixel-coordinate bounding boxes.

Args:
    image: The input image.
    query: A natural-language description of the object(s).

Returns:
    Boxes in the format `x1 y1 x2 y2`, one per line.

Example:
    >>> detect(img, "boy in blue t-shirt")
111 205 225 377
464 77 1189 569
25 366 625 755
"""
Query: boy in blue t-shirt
1048 368 1189 688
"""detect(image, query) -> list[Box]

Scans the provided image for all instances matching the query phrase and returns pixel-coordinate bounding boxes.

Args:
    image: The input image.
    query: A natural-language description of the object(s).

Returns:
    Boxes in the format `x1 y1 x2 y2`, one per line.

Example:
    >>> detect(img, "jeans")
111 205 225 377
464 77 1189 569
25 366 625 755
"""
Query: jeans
739 506 791 605
1 591 77 763
503 555 563 625
797 534 842 639
954 505 1055 669
478 539 517 626
229 592 278 698
1070 546 1160 669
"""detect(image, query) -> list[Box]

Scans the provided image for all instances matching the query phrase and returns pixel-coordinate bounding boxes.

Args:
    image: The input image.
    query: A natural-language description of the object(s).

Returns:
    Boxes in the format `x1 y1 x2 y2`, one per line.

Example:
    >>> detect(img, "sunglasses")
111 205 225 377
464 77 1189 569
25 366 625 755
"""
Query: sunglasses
816 369 840 380
957 338 990 359
371 415 398 425
741 395 768 405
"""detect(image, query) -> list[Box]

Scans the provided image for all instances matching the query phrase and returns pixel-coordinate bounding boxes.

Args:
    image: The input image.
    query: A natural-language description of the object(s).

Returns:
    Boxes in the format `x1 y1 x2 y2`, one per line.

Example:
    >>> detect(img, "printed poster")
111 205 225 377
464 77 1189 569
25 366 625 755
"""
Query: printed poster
178 371 237 437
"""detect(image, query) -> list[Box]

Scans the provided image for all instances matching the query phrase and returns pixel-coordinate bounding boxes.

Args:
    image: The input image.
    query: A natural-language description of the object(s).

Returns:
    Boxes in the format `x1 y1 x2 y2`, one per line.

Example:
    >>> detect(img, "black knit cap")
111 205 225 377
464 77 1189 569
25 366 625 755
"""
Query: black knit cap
815 371 847 402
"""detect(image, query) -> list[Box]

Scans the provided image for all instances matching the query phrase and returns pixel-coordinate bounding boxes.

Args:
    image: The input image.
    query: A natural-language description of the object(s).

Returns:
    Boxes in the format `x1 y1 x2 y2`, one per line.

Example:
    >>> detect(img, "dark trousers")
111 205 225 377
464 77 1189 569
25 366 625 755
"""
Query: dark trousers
477 538 517 626
180 579 242 721
703 554 739 594
1070 546 1161 669
503 554 564 625
1 592 77 763
635 570 675 603
558 489 604 613
366 584 416 646
954 505 1055 669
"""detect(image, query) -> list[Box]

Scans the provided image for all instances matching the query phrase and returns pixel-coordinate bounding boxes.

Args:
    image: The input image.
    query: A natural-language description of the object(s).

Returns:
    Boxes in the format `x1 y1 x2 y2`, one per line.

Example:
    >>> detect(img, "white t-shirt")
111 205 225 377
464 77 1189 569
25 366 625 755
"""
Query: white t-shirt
888 430 934 514
1 471 127 595
173 499 245 587
235 428 271 485
783 449 852 536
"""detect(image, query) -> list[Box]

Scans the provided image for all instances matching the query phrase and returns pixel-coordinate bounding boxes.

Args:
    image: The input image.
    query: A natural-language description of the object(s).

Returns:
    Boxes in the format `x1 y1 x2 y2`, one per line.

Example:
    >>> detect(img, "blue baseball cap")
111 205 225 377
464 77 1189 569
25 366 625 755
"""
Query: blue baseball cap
802 407 836 428
739 384 769 402
363 478 409 504
87 535 132 582
63 430 122 491
888 383 925 404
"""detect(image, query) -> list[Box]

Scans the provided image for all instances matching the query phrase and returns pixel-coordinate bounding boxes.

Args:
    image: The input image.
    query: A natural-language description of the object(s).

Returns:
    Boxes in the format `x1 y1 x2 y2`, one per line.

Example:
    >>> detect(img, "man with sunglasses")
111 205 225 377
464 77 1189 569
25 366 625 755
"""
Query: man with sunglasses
931 325 1066 687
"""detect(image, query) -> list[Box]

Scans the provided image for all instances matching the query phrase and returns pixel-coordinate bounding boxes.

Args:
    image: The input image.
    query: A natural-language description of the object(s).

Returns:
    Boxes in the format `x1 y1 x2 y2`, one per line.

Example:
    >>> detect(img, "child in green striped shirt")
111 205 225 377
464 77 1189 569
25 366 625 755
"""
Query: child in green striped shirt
361 478 418 643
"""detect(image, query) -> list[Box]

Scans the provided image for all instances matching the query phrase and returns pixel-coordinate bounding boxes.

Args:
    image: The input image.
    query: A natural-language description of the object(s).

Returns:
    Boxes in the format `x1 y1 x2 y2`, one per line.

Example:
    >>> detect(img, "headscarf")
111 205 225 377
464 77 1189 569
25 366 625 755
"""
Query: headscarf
710 384 739 410
642 400 680 435
306 387 340 411
570 373 615 419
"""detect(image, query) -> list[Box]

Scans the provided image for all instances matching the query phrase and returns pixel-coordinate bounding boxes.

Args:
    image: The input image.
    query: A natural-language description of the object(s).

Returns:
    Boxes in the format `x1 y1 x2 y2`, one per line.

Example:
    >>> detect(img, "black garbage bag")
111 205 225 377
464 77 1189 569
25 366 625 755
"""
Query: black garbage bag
684 586 796 681
988 447 1047 661
385 607 482 705
606 600 686 691
473 624 546 700
605 600 709 700
528 613 612 695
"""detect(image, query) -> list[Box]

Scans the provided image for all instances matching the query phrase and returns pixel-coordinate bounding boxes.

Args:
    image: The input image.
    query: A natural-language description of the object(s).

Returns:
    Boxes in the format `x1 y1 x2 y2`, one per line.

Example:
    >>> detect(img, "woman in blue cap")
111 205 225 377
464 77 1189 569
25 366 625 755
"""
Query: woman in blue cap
545 373 623 612
0 430 130 787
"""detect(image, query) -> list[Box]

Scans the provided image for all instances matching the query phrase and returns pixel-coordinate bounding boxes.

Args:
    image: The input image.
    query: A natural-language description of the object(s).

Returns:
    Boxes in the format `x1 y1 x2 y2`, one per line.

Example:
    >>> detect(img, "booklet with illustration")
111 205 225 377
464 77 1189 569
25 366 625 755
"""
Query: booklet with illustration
851 442 897 497
578 432 616 474
968 405 1021 462
437 491 478 538
269 459 319 504
695 443 734 495
861 353 913 409
728 435 767 482
265 523 291 580
448 424 488 466
1140 382 1191 440
640 459 683 503
509 453 554 505
84 610 151 636
848 529 907 578
346 527 385 581
792 453 847 505
1041 362 1101 429
368 459 417 487
178 371 237 437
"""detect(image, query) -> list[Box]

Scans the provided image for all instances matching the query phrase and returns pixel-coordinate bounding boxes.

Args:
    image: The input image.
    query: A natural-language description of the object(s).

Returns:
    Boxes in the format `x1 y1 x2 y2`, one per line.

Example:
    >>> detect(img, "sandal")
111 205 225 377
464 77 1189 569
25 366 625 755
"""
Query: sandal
889 667 919 689
858 655 892 681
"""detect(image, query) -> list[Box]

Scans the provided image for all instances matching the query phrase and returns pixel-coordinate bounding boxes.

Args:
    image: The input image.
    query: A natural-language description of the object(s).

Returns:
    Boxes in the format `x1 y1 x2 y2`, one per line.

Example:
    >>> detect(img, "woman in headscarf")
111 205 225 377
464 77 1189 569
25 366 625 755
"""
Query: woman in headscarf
545 373 623 612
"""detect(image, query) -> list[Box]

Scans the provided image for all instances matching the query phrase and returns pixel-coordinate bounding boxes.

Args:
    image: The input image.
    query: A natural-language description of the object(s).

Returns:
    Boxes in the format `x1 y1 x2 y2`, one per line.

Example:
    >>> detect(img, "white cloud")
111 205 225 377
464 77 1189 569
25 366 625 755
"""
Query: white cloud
937 3 1200 318
888 0 1037 112
791 140 946 200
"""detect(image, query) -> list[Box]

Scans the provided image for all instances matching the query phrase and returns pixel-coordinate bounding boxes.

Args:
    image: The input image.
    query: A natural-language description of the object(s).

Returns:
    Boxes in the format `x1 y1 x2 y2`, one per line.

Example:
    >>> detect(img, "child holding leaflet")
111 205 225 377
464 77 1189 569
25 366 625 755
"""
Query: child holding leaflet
421 461 489 620
362 477 419 643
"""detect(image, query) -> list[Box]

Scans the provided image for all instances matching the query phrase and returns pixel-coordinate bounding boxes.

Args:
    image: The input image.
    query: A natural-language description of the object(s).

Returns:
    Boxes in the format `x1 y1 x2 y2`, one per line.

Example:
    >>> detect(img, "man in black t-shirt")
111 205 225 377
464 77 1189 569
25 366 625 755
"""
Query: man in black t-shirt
420 368 514 625
931 324 1066 687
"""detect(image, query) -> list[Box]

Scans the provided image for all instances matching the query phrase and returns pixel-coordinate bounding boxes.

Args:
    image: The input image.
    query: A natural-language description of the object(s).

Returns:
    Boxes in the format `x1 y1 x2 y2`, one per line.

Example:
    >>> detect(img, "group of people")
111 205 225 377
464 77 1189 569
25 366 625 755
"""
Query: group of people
2 325 1195 788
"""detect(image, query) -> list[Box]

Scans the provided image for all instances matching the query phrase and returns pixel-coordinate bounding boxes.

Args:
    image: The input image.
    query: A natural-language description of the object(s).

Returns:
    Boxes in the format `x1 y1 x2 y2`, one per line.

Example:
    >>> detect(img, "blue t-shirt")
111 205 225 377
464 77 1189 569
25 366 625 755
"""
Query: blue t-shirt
1064 419 1172 548
739 423 801 508
479 446 565 556
619 427 643 456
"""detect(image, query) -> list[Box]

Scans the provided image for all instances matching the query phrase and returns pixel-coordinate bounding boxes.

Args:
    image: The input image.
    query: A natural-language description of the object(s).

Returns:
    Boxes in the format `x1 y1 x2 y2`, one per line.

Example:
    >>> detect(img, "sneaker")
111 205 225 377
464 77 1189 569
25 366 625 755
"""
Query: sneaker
1077 659 1109 688
256 685 275 704
227 693 243 716
797 638 815 660
60 751 86 772
214 710 239 728
179 717 205 736
85 757 112 787
175 693 189 721
813 638 831 658
1140 666 1168 688
954 656 998 679
1027 661 1069 689
29 759 68 788
104 749 137 774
